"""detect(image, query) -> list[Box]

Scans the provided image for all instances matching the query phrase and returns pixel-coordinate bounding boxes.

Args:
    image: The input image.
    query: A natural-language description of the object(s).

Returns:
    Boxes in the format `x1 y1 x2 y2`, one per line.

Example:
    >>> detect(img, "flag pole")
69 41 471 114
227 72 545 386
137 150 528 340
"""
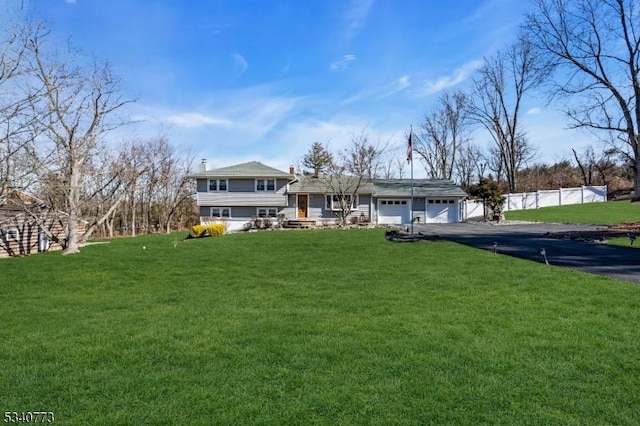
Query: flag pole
410 125 414 236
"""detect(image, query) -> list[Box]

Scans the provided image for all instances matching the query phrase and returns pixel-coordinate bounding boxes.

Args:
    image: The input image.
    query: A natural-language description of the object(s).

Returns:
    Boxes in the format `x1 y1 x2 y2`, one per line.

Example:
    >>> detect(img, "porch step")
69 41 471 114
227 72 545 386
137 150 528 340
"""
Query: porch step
283 219 317 229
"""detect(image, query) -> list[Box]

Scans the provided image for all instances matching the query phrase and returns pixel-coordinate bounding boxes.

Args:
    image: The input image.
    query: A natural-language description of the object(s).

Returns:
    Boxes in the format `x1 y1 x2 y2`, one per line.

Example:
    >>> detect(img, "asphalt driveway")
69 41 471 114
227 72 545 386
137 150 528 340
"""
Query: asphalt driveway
413 222 640 284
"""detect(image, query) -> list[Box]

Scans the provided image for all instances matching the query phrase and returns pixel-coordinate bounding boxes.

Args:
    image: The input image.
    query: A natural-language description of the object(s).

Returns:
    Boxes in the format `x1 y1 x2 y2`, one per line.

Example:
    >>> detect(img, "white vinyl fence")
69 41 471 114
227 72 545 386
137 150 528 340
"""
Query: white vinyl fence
464 185 607 219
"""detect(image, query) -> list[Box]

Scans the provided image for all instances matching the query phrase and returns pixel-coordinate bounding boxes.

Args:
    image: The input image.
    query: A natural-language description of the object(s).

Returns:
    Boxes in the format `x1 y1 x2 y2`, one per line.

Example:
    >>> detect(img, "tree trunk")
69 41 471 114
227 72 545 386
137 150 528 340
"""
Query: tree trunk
634 160 640 202
63 168 81 255
131 192 136 237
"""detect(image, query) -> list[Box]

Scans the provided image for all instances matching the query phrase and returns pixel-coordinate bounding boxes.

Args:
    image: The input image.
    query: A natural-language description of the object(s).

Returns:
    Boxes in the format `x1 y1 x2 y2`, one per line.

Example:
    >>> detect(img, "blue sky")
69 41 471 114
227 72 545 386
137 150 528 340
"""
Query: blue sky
20 0 594 174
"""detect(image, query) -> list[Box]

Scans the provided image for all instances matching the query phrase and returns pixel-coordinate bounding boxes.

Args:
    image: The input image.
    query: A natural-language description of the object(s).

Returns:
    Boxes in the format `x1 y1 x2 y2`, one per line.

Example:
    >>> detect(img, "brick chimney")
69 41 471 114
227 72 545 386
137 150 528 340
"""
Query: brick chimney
199 159 208 172
289 165 295 175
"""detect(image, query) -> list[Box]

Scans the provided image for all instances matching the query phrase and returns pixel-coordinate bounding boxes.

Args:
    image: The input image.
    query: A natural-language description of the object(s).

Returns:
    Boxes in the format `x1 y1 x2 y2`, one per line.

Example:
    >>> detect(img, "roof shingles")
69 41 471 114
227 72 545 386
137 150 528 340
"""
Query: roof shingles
189 161 293 178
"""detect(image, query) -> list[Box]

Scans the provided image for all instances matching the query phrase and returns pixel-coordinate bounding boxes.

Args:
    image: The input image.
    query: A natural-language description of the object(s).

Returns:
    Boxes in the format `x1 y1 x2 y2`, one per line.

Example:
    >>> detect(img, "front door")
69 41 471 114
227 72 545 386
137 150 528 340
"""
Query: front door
297 194 308 218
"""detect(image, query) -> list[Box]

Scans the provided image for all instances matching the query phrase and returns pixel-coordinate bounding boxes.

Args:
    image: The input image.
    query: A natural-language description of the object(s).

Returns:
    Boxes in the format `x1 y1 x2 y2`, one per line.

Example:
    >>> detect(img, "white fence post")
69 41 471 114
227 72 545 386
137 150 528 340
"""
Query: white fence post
559 187 562 206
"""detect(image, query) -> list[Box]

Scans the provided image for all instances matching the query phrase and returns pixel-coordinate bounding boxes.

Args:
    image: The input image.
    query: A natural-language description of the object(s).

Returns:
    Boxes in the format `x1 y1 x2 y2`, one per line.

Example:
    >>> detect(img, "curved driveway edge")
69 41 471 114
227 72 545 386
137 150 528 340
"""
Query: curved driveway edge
414 222 640 284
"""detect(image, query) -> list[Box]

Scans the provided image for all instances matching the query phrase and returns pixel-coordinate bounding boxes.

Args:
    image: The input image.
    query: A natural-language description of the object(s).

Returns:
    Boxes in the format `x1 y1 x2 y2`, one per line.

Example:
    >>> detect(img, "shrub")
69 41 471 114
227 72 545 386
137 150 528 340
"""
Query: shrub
206 223 225 236
191 224 208 237
191 223 226 238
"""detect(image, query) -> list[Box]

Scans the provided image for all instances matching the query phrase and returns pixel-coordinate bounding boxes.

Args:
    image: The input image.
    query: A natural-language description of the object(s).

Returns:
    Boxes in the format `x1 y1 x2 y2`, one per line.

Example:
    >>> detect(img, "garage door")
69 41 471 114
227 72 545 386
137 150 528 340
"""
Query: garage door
378 199 410 224
426 199 457 223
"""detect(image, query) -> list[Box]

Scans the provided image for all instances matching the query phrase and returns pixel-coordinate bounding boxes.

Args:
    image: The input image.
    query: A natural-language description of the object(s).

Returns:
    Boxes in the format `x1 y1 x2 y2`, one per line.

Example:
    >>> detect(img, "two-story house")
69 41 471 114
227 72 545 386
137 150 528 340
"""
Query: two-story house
190 160 468 231
189 161 294 232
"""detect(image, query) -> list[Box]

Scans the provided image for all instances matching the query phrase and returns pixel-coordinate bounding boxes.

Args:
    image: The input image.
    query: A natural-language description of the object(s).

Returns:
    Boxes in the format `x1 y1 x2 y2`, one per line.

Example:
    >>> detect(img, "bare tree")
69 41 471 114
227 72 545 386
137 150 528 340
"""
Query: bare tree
415 91 470 180
345 130 386 178
145 136 195 233
468 37 544 191
320 130 384 226
380 154 407 179
525 0 640 199
572 146 596 186
0 20 39 201
455 143 484 189
26 29 134 254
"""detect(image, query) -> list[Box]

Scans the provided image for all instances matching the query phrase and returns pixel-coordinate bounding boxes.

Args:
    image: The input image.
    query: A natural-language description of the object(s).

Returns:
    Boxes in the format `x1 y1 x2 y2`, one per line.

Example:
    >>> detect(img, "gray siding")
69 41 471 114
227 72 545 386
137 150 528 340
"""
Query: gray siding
228 179 255 192
280 195 297 219
233 206 258 218
198 178 288 193
413 198 426 210
309 194 326 218
317 194 372 221
196 189 287 207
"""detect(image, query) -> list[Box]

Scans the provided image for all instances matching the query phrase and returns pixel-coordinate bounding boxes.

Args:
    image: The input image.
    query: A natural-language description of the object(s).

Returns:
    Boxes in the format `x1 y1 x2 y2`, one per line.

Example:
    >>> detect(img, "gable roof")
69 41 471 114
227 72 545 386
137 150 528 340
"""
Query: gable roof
188 161 293 179
288 175 376 194
373 179 467 198
0 188 52 225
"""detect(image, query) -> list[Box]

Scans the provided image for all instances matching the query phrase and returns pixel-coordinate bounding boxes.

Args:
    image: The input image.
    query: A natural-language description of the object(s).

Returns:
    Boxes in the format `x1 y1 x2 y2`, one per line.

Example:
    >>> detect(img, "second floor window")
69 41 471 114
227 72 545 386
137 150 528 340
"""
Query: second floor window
256 179 275 191
209 179 228 192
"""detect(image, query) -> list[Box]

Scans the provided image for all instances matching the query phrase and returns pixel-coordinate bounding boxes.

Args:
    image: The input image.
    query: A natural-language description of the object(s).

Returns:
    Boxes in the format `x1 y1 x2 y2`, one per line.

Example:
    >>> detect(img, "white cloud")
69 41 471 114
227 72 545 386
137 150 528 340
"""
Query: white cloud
527 107 541 115
165 112 232 128
330 54 357 71
343 75 411 104
418 60 483 96
344 0 374 39
375 74 411 98
231 53 248 78
65 0 77 3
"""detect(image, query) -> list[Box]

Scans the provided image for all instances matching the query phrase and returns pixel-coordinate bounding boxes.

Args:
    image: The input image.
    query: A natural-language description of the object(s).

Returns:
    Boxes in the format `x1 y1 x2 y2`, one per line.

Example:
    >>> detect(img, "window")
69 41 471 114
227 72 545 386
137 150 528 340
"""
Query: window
210 207 231 218
325 194 358 211
208 179 228 192
257 208 278 217
4 227 19 241
256 179 276 192
380 199 408 206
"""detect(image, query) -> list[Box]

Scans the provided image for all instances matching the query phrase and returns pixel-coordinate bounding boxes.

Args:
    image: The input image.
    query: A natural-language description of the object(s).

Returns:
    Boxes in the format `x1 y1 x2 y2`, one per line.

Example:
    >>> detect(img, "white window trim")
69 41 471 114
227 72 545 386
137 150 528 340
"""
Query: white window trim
256 207 278 217
210 207 231 218
208 179 228 192
255 178 276 192
4 227 19 241
325 194 359 211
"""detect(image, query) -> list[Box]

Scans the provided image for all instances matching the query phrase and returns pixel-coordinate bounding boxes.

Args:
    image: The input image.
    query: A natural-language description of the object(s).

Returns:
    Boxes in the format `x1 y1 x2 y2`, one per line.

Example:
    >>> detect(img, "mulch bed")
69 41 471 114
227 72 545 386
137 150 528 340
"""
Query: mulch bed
546 222 640 243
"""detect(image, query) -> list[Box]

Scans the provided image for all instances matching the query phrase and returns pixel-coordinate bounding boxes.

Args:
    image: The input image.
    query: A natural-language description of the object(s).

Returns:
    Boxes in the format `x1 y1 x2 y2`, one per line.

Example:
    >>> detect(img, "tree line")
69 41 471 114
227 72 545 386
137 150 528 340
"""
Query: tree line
0 19 196 254
414 0 640 196
302 0 639 199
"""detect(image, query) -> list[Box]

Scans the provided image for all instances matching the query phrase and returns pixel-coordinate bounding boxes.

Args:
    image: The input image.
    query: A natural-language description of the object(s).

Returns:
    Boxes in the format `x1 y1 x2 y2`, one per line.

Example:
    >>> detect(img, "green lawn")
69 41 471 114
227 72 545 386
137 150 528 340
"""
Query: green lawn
504 200 640 224
607 237 640 249
2 230 640 424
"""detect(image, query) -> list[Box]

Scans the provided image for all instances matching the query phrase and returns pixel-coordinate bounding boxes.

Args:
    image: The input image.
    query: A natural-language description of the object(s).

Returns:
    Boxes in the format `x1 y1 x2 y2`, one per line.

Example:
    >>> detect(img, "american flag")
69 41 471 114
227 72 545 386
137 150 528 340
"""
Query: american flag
406 131 413 164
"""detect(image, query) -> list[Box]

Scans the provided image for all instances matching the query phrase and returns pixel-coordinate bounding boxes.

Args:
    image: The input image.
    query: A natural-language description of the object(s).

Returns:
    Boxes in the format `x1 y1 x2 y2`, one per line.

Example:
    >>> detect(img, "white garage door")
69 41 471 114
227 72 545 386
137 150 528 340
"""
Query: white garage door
378 199 410 224
426 199 458 223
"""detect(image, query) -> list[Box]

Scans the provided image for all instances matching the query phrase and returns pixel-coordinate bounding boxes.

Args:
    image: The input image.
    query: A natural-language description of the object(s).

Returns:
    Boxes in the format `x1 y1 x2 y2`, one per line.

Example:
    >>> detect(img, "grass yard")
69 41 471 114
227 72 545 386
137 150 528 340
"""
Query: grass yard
504 200 640 224
607 237 640 249
2 229 640 424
